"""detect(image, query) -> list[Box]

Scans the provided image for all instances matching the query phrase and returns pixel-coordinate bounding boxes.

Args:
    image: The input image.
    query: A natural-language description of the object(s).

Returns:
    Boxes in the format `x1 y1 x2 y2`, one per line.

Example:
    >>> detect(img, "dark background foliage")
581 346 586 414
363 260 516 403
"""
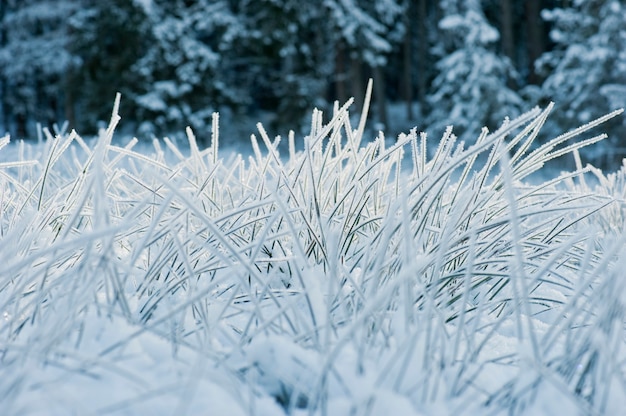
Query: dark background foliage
1 0 625 165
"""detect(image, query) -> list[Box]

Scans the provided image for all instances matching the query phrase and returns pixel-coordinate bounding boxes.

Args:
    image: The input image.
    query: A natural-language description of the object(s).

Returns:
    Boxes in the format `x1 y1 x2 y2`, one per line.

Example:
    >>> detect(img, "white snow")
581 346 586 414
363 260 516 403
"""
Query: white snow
0 96 625 415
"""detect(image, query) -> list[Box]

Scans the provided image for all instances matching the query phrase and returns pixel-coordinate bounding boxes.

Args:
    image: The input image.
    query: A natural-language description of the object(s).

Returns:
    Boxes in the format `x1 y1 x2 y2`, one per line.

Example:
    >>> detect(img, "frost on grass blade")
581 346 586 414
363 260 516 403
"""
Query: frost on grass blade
0 93 624 415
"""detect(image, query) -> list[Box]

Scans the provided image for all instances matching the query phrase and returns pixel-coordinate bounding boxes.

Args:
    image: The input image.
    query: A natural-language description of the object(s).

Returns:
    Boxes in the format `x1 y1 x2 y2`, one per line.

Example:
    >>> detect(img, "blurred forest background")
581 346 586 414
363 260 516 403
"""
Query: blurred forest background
1 0 625 165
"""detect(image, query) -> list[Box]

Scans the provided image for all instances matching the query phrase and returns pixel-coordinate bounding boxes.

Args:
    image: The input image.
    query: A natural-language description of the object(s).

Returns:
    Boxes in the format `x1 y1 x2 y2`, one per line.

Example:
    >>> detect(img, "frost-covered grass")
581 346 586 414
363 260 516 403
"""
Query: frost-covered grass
1 89 626 415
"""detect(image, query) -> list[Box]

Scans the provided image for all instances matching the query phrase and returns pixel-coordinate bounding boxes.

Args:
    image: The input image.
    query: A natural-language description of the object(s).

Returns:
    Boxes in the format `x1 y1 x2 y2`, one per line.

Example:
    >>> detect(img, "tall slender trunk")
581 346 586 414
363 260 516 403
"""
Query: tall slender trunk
500 0 515 61
0 0 8 134
416 0 428 116
526 0 545 85
402 1 413 120
0 77 5 135
64 19 76 131
16 113 26 139
335 41 348 105
350 54 364 113
64 73 76 130
373 65 387 128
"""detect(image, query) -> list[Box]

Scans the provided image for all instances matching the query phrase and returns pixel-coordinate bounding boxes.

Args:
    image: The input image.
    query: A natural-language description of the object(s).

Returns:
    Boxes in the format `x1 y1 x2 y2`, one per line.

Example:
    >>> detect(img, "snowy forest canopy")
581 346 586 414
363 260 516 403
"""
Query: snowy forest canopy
1 0 626 163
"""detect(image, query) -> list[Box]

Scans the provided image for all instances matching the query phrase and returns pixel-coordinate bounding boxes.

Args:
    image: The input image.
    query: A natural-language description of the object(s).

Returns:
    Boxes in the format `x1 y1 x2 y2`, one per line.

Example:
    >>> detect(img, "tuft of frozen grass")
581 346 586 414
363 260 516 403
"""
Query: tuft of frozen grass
0 89 625 415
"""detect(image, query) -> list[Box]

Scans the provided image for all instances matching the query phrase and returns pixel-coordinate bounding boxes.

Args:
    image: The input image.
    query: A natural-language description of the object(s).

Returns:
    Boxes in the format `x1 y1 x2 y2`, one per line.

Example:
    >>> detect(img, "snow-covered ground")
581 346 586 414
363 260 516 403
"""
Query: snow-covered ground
1 97 625 415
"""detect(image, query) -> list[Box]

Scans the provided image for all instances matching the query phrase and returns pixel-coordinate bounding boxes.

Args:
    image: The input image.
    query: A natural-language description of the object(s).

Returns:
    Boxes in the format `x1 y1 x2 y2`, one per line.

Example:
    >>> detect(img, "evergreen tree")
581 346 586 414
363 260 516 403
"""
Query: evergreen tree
0 0 83 138
426 0 524 142
537 0 626 160
70 0 161 132
214 0 403 133
325 0 405 126
133 0 243 138
68 0 151 133
234 0 330 132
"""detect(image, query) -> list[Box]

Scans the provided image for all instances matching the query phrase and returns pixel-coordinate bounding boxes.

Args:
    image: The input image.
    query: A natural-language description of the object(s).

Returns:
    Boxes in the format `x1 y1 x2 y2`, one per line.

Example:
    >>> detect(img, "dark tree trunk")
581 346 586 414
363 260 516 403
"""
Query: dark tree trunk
416 0 428 116
373 65 387 129
526 0 545 85
402 1 413 120
16 113 26 139
0 78 6 135
0 0 8 134
350 54 364 112
64 74 76 130
335 41 348 105
500 0 515 62
64 19 76 130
